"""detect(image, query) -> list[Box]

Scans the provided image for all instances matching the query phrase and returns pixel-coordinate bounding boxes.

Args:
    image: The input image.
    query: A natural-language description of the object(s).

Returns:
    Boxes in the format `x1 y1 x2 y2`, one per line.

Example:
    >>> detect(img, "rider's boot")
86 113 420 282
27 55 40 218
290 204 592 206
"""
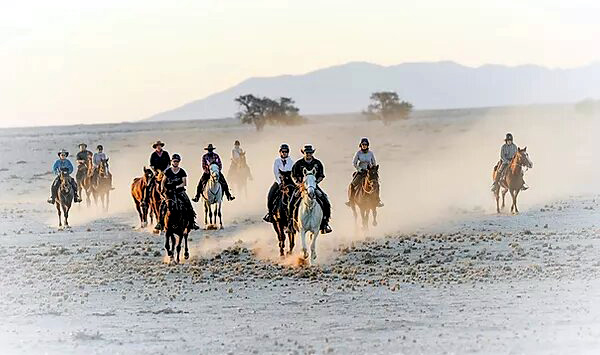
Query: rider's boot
191 195 200 203
377 200 385 207
74 191 82 203
320 219 333 234
522 182 529 191
226 192 235 201
263 213 273 223
47 197 55 204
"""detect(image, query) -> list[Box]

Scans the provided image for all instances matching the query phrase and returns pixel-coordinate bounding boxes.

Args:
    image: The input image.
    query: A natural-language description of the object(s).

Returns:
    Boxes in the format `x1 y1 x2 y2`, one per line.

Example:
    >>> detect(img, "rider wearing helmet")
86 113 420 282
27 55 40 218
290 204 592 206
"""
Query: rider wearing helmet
154 154 199 231
346 137 384 207
47 149 82 204
263 143 294 223
231 140 244 164
492 133 528 191
93 144 114 190
192 144 235 202
290 144 332 234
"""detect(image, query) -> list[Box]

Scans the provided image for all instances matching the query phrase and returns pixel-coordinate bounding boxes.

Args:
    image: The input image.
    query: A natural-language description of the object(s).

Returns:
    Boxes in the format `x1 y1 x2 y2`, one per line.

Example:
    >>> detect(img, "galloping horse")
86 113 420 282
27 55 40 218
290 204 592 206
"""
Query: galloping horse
296 167 323 264
148 170 164 228
131 167 154 228
348 165 381 230
203 163 224 229
271 170 297 257
493 147 533 214
163 192 191 263
228 152 252 198
55 169 74 229
76 159 94 206
91 159 111 211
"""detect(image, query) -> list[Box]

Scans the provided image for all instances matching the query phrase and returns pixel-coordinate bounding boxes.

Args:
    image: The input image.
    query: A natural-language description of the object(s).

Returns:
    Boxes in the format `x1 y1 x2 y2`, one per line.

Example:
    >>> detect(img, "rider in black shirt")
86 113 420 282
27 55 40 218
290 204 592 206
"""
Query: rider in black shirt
149 140 170 172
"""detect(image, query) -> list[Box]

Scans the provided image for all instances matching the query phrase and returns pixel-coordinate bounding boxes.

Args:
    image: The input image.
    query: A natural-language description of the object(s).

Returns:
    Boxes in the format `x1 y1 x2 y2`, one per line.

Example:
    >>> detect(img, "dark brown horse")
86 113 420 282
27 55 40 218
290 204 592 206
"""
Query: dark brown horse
131 167 154 228
228 152 252 198
76 159 94 207
270 170 296 257
91 159 111 211
55 170 74 229
493 147 533 214
148 170 164 230
348 165 381 230
163 192 191 263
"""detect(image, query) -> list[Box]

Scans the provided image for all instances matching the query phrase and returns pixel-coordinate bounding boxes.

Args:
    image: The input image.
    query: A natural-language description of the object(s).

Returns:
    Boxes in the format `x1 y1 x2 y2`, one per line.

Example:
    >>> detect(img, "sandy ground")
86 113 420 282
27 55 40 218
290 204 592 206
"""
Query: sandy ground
1 106 600 354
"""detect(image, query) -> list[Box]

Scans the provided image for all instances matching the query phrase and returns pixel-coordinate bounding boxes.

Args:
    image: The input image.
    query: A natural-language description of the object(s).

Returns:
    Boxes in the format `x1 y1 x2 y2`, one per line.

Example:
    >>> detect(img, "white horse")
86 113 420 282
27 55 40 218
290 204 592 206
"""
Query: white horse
203 163 224 229
297 167 323 264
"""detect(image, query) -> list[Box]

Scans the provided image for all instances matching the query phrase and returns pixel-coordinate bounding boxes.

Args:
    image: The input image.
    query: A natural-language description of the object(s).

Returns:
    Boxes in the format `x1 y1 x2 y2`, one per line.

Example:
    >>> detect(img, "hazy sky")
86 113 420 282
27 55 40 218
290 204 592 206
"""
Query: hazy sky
1 0 599 127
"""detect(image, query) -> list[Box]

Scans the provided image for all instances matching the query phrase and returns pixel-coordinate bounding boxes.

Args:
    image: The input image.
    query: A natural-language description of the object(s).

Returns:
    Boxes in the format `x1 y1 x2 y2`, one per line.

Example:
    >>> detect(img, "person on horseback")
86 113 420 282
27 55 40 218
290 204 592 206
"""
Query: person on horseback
290 144 332 234
47 149 82 204
154 154 199 231
76 143 93 167
149 140 170 173
93 144 114 190
346 137 384 207
192 144 235 202
492 133 529 192
263 143 295 223
231 140 244 164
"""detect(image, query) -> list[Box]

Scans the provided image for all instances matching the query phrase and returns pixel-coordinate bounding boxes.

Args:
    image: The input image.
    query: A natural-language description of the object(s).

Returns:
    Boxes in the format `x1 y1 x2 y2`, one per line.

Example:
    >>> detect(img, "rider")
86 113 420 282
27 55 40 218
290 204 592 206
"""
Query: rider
263 143 294 223
492 133 529 191
154 154 199 231
231 140 244 164
290 144 332 234
93 144 114 189
47 149 82 204
76 143 93 166
346 137 384 207
192 144 235 202
149 140 170 173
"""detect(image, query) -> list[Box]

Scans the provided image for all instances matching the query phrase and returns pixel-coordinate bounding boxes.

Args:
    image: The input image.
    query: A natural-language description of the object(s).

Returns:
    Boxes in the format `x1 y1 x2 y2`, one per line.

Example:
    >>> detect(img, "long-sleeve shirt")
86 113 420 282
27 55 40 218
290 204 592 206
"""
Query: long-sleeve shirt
76 150 93 162
273 156 294 184
232 147 244 161
202 152 222 173
500 143 518 164
52 159 74 175
292 158 325 183
353 150 377 171
150 150 170 172
93 152 107 166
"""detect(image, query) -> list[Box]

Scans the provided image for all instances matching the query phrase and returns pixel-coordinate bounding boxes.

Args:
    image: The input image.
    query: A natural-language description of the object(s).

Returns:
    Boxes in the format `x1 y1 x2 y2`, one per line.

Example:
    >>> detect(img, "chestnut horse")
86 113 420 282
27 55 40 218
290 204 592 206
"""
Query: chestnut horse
91 159 111 211
148 170 164 229
131 167 154 228
492 147 533 214
76 159 94 207
228 152 252 198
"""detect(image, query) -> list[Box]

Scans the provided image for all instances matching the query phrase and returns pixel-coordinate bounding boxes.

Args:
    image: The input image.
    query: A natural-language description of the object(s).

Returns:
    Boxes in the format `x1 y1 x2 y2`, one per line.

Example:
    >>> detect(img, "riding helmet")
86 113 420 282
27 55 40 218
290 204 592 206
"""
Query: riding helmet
505 133 513 141
359 137 370 147
234 140 240 146
279 143 290 152
97 144 103 150
171 154 181 161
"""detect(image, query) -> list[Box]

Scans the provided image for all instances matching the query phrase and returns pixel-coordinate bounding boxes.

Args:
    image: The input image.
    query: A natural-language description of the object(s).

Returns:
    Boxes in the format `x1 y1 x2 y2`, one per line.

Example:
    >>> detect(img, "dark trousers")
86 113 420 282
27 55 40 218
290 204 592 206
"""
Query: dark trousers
51 176 78 199
195 172 232 198
267 182 279 213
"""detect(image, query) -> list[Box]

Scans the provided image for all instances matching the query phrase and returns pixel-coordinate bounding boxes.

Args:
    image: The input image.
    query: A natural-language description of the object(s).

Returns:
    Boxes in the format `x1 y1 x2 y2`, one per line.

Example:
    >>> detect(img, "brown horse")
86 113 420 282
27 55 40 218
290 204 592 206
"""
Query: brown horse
131 167 154 228
348 165 380 230
163 192 191 263
55 170 74 229
228 152 252 198
76 159 94 207
148 170 164 229
493 147 533 214
91 159 111 211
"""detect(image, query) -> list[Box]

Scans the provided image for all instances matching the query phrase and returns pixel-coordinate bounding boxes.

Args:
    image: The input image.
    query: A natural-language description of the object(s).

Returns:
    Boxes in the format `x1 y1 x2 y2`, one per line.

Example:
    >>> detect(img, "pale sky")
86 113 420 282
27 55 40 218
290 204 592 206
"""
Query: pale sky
1 0 599 127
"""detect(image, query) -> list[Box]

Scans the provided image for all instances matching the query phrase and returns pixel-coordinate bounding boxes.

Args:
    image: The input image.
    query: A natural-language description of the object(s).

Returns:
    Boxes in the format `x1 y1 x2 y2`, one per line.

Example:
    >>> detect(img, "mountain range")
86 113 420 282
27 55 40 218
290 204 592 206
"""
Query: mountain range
146 61 600 122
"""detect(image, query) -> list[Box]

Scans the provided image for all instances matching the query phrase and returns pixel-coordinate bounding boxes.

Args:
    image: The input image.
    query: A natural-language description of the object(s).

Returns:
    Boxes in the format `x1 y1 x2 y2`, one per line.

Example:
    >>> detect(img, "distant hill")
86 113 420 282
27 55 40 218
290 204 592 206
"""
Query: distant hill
145 61 600 122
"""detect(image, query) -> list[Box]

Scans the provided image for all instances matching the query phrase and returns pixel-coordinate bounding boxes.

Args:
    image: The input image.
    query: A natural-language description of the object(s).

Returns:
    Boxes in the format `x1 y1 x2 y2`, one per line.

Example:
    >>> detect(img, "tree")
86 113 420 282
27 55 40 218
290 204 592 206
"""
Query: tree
365 91 413 125
235 94 305 130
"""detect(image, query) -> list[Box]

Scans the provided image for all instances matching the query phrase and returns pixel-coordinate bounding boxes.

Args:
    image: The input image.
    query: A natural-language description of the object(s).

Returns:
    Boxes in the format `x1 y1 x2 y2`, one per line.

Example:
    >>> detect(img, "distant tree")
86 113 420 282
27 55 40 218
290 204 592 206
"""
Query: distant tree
235 94 305 130
365 91 413 125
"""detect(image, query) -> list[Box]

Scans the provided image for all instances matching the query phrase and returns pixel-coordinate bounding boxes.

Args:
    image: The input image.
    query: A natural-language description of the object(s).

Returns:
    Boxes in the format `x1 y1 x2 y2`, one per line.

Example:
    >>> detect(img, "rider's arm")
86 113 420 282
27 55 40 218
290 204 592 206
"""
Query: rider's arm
316 161 325 183
370 151 377 167
179 177 187 189
66 160 74 175
161 174 167 192
353 151 360 170
273 159 281 184
52 160 60 175
216 155 223 170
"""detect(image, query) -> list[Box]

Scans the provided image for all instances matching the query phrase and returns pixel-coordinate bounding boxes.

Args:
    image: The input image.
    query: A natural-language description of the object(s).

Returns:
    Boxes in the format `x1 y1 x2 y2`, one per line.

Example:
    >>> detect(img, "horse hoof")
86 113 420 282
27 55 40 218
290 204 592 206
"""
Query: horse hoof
372 221 378 227
184 252 190 260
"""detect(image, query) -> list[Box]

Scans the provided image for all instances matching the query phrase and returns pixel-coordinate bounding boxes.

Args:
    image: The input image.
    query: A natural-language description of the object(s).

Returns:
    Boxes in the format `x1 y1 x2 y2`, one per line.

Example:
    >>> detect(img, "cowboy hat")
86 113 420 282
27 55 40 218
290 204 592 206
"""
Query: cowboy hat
78 143 87 148
204 144 216 151
300 144 315 154
152 140 165 148
57 149 69 157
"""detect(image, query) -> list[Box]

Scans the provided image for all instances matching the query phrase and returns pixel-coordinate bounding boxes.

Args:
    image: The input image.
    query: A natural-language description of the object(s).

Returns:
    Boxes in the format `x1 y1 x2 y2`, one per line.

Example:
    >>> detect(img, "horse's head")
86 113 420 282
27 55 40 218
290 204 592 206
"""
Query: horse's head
210 163 220 179
279 170 294 195
59 169 71 189
98 159 109 176
515 147 533 169
302 167 317 200
142 166 154 184
367 164 379 180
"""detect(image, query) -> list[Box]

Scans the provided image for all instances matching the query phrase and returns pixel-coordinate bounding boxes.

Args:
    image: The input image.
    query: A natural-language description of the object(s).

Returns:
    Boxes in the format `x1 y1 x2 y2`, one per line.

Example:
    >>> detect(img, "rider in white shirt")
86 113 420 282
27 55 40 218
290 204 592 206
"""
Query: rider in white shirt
263 143 294 222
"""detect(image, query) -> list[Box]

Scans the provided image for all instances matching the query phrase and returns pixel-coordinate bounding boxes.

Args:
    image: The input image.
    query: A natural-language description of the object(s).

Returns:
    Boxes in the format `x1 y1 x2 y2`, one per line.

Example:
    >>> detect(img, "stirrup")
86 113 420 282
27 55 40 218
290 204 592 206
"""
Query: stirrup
47 198 55 204
522 185 529 191
227 195 235 201
154 223 163 231
321 225 333 234
191 196 200 202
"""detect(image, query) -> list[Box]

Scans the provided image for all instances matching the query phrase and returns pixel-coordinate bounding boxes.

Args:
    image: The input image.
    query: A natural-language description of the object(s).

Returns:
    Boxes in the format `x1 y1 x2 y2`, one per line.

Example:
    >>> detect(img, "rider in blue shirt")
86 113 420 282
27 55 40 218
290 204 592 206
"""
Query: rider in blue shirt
48 149 82 204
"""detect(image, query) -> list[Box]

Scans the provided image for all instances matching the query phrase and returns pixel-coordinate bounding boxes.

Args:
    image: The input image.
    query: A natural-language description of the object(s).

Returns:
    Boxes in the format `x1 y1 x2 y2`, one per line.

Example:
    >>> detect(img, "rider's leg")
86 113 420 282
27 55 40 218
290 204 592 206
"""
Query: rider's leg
264 182 279 222
492 163 506 191
70 178 82 202
48 177 60 204
288 191 300 231
193 173 209 201
317 188 332 234
345 172 361 206
219 173 235 201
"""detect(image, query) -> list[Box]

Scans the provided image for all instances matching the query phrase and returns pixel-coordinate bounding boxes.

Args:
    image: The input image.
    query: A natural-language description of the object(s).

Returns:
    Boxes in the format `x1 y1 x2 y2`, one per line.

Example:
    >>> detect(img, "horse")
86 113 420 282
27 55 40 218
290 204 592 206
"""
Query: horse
203 164 224 229
76 159 94 207
162 192 191 264
148 170 164 229
91 158 111 211
55 170 74 229
348 165 380 230
228 152 252 198
296 167 323 264
493 147 533 214
271 170 297 257
131 167 154 228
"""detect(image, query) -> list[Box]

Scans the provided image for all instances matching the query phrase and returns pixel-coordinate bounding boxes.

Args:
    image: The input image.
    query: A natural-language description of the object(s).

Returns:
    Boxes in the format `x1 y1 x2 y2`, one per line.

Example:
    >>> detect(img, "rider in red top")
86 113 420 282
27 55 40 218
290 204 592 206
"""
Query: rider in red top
192 144 235 202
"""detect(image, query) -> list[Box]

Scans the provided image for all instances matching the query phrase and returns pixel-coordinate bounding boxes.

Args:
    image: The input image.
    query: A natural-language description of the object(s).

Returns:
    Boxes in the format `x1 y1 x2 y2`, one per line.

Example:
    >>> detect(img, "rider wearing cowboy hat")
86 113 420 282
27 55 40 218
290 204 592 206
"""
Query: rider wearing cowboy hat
289 144 332 234
492 133 528 191
263 143 295 223
346 137 384 207
149 140 170 173
47 149 82 204
76 143 93 165
192 144 235 202
154 154 199 231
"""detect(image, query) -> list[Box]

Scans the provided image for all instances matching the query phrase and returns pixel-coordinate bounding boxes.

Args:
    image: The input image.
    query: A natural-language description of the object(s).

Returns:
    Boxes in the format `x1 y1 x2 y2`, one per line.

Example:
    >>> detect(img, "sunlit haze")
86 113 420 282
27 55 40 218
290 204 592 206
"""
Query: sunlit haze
1 0 599 127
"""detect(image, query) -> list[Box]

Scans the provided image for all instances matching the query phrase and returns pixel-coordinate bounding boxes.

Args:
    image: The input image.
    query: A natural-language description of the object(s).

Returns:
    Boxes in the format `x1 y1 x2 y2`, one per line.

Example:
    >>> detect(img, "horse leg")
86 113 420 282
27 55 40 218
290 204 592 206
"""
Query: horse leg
56 203 62 228
494 189 500 213
218 202 223 229
501 188 508 210
513 189 520 214
105 192 110 212
361 207 368 231
64 205 70 228
509 189 516 214
184 232 190 260
300 229 308 260
310 230 319 263
170 234 176 262
278 226 285 257
164 231 172 258
175 233 182 264
204 202 208 228
288 230 295 255
350 205 358 226
372 208 378 227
